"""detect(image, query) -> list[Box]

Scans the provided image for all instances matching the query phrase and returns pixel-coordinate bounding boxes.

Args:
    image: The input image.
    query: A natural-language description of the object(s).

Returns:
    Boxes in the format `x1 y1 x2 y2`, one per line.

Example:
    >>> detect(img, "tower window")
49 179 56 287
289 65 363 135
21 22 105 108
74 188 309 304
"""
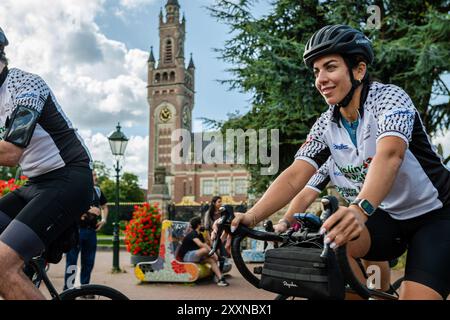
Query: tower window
155 73 161 83
170 71 175 82
164 39 173 64
162 72 168 81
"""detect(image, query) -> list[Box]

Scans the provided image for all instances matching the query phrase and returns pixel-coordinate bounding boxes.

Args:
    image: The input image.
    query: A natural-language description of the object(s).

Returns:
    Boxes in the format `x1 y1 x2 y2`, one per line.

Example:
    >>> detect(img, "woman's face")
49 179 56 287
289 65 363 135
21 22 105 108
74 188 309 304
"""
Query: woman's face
215 198 222 209
313 54 364 105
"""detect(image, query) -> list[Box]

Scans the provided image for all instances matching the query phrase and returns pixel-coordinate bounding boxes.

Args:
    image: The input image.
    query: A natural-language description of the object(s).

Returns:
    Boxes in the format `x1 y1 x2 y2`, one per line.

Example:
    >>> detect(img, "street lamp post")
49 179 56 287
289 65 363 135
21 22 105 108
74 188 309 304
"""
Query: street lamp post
107 123 128 273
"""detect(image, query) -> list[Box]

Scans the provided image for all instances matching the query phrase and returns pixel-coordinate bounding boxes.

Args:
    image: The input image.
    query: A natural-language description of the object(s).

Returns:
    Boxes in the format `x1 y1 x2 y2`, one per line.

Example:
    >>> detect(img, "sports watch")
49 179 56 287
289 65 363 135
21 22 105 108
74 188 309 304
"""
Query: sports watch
350 198 375 216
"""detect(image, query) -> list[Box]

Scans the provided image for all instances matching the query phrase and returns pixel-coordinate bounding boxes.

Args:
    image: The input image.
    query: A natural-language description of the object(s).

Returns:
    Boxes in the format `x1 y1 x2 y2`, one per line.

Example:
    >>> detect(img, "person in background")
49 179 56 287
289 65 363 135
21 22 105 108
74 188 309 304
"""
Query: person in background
178 216 229 287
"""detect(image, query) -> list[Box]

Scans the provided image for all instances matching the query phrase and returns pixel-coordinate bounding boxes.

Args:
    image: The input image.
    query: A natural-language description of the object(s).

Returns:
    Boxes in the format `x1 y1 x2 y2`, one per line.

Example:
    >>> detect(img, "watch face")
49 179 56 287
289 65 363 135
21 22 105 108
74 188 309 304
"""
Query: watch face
159 107 172 122
360 199 375 215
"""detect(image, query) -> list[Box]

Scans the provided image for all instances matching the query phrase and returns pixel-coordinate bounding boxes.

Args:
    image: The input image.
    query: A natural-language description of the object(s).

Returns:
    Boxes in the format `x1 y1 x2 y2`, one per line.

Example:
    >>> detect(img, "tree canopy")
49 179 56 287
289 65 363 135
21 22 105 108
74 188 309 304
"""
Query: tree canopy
93 161 145 203
207 0 450 194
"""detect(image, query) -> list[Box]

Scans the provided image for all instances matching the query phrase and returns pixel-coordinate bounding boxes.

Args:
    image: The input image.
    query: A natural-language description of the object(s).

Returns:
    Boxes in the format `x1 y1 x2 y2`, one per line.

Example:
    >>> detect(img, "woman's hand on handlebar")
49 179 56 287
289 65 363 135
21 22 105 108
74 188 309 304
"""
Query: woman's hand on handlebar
230 212 252 233
320 206 367 248
273 223 288 233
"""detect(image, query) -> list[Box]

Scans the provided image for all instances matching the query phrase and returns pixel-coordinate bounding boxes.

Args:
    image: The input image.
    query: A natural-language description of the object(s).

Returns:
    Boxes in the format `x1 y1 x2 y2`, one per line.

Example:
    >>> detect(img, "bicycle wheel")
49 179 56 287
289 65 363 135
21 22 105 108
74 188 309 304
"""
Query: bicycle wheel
59 284 129 300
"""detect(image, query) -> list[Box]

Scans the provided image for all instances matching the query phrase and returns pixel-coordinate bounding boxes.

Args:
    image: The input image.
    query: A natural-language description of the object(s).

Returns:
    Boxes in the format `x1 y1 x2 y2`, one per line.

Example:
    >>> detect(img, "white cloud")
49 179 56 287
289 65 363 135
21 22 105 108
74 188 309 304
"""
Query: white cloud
433 130 450 159
119 0 159 10
80 131 149 188
0 0 150 186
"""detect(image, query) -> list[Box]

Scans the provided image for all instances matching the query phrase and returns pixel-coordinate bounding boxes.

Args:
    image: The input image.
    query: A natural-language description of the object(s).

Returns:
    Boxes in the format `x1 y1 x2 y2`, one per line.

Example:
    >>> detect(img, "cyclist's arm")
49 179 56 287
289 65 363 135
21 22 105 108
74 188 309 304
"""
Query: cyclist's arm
274 187 320 233
322 136 407 247
285 187 321 222
241 159 317 226
350 136 406 217
284 157 331 221
352 85 414 214
0 140 24 166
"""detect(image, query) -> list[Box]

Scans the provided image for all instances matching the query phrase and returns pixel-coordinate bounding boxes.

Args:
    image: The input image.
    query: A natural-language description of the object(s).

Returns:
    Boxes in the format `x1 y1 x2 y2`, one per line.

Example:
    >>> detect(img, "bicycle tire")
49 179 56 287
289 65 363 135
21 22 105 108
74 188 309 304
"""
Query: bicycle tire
58 284 129 300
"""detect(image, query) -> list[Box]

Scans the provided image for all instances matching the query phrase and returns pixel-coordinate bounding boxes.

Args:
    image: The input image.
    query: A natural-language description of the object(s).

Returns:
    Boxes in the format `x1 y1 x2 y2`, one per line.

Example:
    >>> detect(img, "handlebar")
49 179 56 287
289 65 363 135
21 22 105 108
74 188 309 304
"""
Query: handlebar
209 199 392 300
208 204 324 290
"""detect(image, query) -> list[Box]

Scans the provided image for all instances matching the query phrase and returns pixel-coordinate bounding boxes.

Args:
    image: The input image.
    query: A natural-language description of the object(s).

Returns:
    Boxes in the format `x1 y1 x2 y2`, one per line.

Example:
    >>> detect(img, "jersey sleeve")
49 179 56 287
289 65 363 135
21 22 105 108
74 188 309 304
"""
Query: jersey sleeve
306 157 331 193
374 85 416 145
10 70 50 113
294 111 332 170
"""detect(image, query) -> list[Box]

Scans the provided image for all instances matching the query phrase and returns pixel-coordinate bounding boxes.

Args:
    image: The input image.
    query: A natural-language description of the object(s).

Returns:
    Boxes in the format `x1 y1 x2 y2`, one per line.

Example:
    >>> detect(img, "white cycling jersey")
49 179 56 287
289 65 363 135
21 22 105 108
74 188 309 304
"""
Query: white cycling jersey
0 67 92 177
296 81 450 220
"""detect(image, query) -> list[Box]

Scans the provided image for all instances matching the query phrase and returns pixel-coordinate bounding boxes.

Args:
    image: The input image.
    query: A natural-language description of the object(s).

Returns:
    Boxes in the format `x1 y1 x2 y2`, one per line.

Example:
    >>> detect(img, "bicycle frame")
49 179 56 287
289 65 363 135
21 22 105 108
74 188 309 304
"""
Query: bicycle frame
28 257 61 300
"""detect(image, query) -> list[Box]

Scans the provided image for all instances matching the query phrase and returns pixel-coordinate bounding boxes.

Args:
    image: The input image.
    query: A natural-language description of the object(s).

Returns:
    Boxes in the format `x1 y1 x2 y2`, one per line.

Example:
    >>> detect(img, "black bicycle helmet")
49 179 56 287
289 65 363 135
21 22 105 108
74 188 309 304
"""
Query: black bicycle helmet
304 25 374 110
0 27 8 48
303 25 373 69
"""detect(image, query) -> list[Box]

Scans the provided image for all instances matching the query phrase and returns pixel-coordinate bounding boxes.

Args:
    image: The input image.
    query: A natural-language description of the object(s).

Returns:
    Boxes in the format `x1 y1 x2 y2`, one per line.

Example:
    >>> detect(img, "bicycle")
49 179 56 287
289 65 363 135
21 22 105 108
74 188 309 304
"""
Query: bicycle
19 225 129 301
209 196 403 300
22 254 129 300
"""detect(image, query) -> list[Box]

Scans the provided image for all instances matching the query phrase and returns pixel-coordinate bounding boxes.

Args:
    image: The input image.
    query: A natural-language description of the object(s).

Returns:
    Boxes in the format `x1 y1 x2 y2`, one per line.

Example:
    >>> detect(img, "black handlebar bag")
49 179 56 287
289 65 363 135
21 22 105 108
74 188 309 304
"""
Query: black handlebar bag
259 245 345 299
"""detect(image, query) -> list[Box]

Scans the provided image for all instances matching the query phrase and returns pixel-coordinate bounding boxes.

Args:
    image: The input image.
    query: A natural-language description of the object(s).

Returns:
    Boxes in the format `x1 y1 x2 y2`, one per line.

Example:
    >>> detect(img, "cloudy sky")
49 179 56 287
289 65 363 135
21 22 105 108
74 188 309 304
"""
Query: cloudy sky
0 0 272 187
1 0 448 188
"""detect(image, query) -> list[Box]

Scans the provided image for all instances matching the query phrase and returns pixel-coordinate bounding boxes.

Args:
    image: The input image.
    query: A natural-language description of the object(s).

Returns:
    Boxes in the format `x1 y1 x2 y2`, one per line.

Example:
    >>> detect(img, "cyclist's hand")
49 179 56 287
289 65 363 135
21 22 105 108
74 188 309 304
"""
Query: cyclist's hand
273 223 288 234
320 206 366 249
230 212 251 233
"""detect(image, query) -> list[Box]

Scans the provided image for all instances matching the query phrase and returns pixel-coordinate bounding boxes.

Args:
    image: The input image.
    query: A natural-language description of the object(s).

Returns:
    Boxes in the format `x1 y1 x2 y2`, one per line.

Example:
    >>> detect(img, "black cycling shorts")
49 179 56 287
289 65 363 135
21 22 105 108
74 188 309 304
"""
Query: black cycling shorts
363 206 450 299
0 166 92 262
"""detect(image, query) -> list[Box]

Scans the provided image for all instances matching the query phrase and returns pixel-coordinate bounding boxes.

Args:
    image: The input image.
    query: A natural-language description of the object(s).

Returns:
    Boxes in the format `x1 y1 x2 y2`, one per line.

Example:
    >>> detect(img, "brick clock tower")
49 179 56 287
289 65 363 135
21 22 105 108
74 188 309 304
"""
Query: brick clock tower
147 0 195 199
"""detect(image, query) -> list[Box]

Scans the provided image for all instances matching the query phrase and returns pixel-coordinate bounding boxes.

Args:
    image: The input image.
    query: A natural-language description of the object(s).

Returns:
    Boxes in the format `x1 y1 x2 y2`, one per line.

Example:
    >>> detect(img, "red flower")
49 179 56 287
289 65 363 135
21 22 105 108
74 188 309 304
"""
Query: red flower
124 202 162 257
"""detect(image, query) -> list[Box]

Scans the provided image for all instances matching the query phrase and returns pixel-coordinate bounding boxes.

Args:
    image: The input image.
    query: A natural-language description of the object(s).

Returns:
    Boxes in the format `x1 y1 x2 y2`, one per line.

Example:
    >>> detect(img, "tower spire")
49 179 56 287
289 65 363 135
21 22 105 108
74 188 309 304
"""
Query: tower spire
148 46 155 63
188 53 195 69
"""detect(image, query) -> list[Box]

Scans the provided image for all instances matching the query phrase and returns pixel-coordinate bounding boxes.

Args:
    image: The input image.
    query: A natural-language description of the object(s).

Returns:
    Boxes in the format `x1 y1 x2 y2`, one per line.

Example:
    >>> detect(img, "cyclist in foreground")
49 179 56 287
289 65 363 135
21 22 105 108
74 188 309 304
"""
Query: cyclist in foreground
273 157 393 293
0 27 93 299
217 25 450 300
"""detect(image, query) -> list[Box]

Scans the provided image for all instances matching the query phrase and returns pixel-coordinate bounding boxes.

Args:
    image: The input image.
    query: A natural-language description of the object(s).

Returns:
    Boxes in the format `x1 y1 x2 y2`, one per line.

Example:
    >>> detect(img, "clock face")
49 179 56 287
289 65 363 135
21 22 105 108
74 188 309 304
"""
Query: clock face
159 107 172 123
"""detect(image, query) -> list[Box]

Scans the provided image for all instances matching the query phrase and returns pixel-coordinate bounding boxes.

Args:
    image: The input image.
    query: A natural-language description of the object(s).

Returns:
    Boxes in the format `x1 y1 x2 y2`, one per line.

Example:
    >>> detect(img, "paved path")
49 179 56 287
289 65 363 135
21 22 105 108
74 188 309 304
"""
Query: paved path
43 249 279 300
43 249 406 300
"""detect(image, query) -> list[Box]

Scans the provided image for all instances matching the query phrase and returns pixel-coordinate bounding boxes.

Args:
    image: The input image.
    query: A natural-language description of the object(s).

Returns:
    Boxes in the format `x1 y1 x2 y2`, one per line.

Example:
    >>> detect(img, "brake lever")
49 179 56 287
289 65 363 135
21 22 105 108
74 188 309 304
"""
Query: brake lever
208 205 234 257
320 196 339 258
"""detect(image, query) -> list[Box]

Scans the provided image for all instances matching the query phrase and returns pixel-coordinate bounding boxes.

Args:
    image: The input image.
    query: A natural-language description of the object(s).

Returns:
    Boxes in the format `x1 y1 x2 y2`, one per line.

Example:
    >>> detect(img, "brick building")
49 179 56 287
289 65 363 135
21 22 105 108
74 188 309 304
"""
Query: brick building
147 0 249 204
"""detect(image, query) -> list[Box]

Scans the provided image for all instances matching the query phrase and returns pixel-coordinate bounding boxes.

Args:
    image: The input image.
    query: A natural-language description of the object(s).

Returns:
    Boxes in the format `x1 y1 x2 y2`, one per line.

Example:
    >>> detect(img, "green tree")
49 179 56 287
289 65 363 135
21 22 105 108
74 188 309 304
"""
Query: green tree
93 160 112 185
208 0 450 195
0 166 21 180
100 172 145 203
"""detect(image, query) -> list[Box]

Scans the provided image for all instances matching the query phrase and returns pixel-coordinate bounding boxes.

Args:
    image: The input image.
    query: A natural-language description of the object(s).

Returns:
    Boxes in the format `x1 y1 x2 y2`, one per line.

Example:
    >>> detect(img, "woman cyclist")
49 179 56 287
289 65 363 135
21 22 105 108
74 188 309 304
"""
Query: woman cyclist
222 25 450 300
273 157 394 294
